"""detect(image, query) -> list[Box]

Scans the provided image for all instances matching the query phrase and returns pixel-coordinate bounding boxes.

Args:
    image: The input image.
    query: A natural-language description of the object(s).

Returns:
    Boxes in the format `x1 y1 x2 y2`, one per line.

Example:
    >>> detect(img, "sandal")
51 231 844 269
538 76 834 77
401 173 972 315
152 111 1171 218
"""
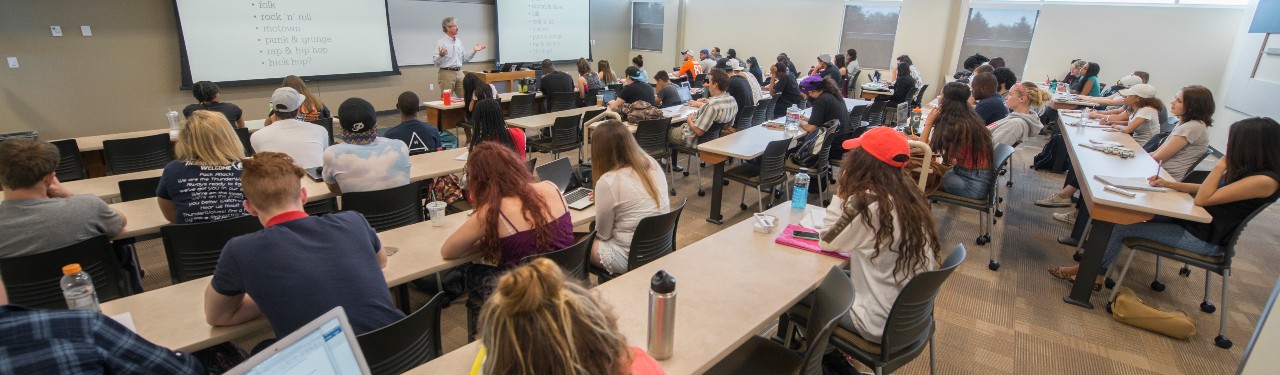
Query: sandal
1047 267 1102 291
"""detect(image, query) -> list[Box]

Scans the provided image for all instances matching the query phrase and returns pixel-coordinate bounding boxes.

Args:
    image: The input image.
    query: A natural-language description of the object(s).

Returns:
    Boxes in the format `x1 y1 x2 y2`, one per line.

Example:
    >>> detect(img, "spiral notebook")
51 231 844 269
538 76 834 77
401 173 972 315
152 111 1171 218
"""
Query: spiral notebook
774 224 849 260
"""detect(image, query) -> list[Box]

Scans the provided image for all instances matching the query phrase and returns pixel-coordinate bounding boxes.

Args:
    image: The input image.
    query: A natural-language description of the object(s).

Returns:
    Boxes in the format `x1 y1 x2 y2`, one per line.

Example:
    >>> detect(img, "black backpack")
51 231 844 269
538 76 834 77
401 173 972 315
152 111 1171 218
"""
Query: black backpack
1032 133 1070 173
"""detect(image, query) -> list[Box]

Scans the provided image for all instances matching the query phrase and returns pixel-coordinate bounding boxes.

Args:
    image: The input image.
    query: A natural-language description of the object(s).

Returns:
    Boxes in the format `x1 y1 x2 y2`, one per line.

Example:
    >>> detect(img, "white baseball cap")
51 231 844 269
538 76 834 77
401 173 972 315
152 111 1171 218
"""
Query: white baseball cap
728 58 744 71
270 87 305 112
1118 75 1143 87
1118 84 1156 99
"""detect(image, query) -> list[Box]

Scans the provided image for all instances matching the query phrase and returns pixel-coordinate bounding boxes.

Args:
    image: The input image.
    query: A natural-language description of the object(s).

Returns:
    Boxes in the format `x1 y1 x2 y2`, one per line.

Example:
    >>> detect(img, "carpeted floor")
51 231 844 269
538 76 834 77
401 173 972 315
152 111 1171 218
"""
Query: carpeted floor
132 132 1278 374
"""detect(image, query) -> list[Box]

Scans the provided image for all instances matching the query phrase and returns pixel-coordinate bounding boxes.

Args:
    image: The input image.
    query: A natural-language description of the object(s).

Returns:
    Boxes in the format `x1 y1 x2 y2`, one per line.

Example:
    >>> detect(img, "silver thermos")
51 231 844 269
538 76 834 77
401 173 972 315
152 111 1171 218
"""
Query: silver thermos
648 270 677 360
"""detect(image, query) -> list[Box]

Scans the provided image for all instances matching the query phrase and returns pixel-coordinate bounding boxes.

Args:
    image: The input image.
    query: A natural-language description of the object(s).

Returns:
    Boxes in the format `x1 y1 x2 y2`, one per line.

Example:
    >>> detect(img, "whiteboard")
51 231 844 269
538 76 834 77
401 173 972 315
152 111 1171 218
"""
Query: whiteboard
389 0 497 66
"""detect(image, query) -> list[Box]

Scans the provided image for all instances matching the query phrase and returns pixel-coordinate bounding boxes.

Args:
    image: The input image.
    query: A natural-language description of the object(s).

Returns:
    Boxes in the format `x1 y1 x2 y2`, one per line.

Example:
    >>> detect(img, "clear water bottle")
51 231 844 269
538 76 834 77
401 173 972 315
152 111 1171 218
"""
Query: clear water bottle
166 109 181 135
61 264 100 312
648 270 676 360
791 172 810 210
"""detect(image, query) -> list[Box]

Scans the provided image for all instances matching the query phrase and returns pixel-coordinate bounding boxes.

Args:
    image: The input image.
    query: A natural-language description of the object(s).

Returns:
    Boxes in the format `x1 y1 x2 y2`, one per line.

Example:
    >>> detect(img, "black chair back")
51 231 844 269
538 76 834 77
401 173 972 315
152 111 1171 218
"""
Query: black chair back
308 117 335 146
734 105 755 131
160 215 263 284
634 118 673 156
520 231 596 281
549 114 584 149
357 292 446 375
341 182 424 232
695 121 729 145
607 83 623 92
0 235 127 309
624 199 686 273
509 94 536 119
848 104 869 128
1223 202 1274 263
864 101 889 126
800 267 857 375
102 133 173 175
764 96 778 123
691 73 706 89
582 109 606 128
912 84 930 108
51 139 88 182
583 88 601 106
118 176 162 202
549 92 578 112
1180 148 1216 184
759 139 791 186
525 157 538 173
751 98 771 127
880 245 966 357
235 127 255 156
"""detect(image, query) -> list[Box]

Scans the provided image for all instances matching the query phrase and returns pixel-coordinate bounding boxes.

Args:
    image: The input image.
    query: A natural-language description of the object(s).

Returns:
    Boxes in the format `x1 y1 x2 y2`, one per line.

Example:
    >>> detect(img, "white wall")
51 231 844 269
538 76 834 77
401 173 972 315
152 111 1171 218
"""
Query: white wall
1215 0 1275 151
589 0 682 82
680 0 846 78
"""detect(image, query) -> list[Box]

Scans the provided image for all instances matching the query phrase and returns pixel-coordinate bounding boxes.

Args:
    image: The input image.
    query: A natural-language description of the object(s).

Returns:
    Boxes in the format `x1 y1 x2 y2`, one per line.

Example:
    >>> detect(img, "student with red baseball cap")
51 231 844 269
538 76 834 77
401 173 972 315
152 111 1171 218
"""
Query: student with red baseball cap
817 126 941 343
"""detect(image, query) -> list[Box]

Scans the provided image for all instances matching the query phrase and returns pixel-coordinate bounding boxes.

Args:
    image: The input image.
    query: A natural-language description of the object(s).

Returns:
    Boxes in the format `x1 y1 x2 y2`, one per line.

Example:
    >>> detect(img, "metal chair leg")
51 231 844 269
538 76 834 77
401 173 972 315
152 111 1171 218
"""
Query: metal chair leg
757 187 764 212
929 333 937 375
1216 269 1232 348
1107 247 1139 306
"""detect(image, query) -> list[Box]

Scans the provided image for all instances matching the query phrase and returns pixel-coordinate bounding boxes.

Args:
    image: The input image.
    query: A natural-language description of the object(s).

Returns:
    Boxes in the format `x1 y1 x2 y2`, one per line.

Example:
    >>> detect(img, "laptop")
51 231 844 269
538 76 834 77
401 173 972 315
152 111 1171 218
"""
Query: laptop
676 85 692 103
227 307 372 375
304 166 324 182
500 62 521 72
535 158 593 210
600 90 618 104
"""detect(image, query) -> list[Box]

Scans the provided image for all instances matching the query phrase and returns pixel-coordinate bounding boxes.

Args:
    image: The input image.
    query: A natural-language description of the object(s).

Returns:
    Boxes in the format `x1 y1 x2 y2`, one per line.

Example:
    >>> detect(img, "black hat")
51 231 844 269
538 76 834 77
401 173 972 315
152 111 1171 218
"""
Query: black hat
338 98 377 133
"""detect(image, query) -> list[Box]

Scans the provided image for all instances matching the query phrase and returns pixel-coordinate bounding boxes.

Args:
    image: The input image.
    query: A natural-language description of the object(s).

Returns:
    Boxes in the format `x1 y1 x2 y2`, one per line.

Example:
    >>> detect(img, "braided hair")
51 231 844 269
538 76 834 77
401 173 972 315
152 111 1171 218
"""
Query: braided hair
469 99 517 153
192 81 220 104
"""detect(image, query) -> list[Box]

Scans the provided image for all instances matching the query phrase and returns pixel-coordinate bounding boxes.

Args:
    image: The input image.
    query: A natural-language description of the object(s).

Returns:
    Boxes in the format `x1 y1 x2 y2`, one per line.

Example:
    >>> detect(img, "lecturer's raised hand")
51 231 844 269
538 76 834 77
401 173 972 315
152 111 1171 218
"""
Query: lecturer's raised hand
438 46 448 57
473 44 487 52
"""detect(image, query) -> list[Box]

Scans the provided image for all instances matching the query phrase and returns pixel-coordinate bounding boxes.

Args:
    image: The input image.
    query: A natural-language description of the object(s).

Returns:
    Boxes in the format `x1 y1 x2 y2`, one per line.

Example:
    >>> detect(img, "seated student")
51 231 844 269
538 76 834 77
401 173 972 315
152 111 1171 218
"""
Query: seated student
731 59 763 104
798 75 850 132
538 59 576 100
609 66 657 108
1153 85 1215 181
670 69 737 147
205 152 404 338
463 72 498 124
600 59 621 85
1048 117 1280 289
157 110 248 224
952 53 989 83
819 126 940 343
322 98 411 194
1062 59 1086 87
815 53 840 82
766 62 804 118
478 259 665 375
747 56 765 86
989 82 1050 147
0 139 126 258
589 120 671 275
1089 83 1161 145
988 57 1006 69
576 57 606 100
469 99 526 159
653 71 683 108
714 59 753 112
929 82 996 200
970 72 1009 125
631 54 650 84
441 142 575 336
1073 62 1102 97
183 81 245 129
992 67 1018 98
250 87 328 169
265 75 332 126
675 50 702 81
1081 74 1143 107
384 91 442 155
0 276 204 373
874 62 917 109
894 55 924 89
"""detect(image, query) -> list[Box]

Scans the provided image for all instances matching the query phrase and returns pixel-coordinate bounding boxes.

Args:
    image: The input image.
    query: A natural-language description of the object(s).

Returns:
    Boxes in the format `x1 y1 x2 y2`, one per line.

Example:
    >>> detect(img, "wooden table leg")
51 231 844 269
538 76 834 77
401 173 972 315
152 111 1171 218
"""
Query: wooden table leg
1064 220 1114 309
397 284 412 314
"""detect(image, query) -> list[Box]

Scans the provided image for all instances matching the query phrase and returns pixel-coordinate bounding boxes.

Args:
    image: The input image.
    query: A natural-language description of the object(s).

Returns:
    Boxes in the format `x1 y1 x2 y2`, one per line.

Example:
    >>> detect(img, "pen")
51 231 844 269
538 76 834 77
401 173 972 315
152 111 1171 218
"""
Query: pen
1154 160 1162 179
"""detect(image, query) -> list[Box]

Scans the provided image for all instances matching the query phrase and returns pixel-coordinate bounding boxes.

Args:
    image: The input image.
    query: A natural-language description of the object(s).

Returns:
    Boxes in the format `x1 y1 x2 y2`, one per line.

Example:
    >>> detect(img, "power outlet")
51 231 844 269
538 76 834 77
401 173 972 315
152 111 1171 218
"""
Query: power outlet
6 57 17 69
50 26 62 37
81 25 92 37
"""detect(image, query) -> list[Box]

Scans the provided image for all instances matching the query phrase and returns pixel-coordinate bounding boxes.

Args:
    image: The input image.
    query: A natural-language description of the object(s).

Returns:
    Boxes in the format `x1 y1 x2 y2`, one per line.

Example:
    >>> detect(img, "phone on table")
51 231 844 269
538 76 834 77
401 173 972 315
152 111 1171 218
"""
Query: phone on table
792 230 820 241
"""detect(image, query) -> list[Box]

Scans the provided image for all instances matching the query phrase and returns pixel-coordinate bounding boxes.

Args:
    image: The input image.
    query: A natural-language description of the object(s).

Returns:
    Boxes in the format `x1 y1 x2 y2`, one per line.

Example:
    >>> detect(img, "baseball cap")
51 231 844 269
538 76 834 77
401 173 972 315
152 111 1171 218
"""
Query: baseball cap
681 49 692 56
798 74 825 92
625 66 643 80
270 87 305 112
337 97 377 133
1117 75 1143 88
728 58 744 71
817 53 833 64
715 58 731 71
700 48 710 55
1119 83 1156 99
841 126 910 168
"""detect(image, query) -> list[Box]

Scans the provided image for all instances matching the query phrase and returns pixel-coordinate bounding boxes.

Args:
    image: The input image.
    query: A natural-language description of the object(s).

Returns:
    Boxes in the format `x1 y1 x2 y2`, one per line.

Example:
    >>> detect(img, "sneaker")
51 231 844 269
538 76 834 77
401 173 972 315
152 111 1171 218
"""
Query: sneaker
1053 211 1077 225
1035 193 1073 207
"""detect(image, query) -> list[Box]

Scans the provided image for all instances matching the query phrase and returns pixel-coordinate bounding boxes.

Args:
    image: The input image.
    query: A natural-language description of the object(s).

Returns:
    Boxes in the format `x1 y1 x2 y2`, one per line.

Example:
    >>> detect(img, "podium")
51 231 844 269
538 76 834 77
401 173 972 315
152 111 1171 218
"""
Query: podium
466 70 535 91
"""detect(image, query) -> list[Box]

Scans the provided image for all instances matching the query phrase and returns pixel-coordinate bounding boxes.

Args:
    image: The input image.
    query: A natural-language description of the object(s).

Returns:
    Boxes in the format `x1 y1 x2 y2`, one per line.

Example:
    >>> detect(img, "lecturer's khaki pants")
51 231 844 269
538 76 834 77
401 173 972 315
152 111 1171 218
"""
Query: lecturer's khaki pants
438 69 463 100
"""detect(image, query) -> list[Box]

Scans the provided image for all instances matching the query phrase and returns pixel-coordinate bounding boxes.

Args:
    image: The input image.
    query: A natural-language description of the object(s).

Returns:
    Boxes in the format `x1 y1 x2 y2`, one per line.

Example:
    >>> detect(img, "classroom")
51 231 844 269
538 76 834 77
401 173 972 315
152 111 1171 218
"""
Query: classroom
2 0 1280 373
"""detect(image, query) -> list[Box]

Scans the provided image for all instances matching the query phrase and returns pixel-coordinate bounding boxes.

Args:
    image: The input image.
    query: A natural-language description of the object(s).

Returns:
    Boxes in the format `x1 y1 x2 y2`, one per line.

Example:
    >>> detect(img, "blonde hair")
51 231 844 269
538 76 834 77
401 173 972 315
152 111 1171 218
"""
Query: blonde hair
282 75 324 114
591 120 661 205
479 258 632 375
177 110 244 166
1017 81 1052 109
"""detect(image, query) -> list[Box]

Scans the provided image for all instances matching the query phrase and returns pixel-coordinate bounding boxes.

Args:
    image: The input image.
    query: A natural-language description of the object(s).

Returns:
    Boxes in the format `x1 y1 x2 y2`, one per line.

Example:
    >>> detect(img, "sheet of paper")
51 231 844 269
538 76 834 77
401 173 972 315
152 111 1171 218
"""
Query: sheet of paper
801 207 827 230
454 152 468 161
110 312 137 333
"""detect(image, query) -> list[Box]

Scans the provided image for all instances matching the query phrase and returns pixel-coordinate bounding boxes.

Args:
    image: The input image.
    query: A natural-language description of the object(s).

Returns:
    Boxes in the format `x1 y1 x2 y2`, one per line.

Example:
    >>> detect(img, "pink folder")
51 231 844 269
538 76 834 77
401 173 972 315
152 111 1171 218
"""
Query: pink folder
774 224 850 260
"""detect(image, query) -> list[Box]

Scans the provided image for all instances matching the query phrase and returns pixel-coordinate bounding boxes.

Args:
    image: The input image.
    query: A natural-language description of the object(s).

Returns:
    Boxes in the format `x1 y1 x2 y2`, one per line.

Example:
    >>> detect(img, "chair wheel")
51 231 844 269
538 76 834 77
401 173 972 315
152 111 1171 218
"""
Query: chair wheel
822 199 830 206
683 171 690 176
740 203 748 210
1215 335 1233 349
723 180 730 186
999 168 1007 176
1150 280 1166 292
1201 301 1216 313
976 235 990 245
1073 251 1082 262
700 162 706 168
995 210 1004 218
1106 302 1113 314
1179 266 1191 277
1105 277 1116 290
988 261 1000 271
1006 180 1014 187
697 189 705 197
998 197 1004 203
669 188 677 196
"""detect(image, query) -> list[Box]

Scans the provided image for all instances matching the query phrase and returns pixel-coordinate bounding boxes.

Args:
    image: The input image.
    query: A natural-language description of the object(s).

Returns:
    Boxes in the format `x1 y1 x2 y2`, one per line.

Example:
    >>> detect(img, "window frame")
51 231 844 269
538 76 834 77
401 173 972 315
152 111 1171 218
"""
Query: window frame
630 1 665 52
955 7 1042 78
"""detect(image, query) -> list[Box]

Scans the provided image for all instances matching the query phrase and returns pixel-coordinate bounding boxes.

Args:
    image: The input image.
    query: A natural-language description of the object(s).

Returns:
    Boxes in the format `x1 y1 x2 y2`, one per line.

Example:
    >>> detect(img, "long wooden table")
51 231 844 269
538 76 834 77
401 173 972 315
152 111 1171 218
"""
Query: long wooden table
423 92 546 132
407 202 846 374
99 206 597 353
107 148 469 240
1056 111 1211 308
505 106 602 130
697 98 870 224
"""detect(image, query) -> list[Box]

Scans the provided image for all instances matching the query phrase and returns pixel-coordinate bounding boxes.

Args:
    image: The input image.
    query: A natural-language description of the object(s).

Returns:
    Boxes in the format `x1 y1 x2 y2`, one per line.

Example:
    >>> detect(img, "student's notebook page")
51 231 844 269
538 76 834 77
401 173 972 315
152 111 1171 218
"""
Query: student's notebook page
455 152 468 161
1094 175 1170 192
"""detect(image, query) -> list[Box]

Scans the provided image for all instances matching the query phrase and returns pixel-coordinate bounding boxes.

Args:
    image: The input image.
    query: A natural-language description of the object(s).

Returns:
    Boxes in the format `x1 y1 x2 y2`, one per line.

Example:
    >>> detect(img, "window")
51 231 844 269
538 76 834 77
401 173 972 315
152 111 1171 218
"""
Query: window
984 0 1247 5
956 8 1040 77
631 1 664 51
840 5 901 69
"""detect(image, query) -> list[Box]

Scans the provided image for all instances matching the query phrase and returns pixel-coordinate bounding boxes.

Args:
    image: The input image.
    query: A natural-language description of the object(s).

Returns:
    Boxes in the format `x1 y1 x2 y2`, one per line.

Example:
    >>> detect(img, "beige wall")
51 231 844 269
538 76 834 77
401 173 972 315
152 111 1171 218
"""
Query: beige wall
1214 0 1270 151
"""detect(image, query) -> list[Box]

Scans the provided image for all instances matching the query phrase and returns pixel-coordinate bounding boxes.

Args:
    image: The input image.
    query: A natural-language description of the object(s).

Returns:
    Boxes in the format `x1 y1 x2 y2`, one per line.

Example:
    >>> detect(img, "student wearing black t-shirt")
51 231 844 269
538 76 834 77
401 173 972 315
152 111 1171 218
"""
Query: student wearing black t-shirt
718 58 753 111
538 59 576 105
797 75 849 132
767 62 804 118
384 91 441 155
183 81 245 129
612 66 656 107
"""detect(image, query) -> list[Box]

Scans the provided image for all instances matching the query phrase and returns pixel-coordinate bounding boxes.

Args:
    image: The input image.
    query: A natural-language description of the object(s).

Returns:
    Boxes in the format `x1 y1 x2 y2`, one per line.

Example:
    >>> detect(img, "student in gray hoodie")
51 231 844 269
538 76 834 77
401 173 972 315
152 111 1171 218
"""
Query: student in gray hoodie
989 81 1051 147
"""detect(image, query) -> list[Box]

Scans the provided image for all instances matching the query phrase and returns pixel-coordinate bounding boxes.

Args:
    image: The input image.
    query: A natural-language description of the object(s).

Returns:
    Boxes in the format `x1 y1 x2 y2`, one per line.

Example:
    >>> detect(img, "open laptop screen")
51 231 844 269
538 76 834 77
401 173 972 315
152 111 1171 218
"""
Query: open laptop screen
676 86 692 103
601 90 618 104
230 308 370 375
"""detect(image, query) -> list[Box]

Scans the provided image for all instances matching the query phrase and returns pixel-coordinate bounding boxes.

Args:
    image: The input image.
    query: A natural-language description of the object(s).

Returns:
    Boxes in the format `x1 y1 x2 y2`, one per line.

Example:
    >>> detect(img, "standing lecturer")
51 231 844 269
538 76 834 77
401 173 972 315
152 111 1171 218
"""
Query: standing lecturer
434 16 487 99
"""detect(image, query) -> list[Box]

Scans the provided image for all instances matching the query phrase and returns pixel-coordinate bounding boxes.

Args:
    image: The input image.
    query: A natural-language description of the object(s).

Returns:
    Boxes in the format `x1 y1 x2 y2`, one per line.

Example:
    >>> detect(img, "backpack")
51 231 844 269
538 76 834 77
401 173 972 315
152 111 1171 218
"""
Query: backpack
789 123 831 168
619 100 664 123
1032 133 1070 173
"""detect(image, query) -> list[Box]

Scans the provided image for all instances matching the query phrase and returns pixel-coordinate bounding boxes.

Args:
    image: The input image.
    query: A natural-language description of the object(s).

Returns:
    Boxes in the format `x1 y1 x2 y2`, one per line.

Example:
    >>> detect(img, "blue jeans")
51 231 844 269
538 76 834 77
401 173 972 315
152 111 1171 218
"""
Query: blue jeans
942 167 994 200
1101 221 1222 272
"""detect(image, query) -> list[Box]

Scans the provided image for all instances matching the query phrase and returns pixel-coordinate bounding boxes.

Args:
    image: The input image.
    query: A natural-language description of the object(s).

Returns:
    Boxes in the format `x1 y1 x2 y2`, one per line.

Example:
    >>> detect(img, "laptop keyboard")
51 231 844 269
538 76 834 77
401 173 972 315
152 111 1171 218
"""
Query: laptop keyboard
563 188 591 204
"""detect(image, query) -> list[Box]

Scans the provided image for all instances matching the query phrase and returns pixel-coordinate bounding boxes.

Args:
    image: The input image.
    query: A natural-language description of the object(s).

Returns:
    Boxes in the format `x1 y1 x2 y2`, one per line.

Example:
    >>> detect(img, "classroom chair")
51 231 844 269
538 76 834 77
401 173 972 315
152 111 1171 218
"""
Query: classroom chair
357 292 445 375
118 176 162 202
751 97 772 127
102 133 173 175
848 104 869 128
591 199 686 283
633 118 677 196
607 83 623 92
706 266 853 375
308 117 336 146
670 121 729 197
234 127 255 156
509 94 536 118
0 235 129 309
520 231 596 281
845 68 863 98
525 157 538 173
51 139 88 182
928 143 1014 271
785 121 837 206
690 73 706 89
159 215 263 284
863 101 889 127
342 182 425 232
528 114 585 163
911 84 931 109
548 92 578 113
763 96 778 123
724 139 790 211
733 104 756 132
582 88 601 107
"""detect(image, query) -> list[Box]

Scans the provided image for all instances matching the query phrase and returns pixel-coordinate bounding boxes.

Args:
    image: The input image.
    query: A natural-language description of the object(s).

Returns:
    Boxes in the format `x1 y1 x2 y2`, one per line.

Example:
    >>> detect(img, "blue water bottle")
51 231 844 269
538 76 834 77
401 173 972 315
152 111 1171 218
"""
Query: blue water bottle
791 172 810 210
